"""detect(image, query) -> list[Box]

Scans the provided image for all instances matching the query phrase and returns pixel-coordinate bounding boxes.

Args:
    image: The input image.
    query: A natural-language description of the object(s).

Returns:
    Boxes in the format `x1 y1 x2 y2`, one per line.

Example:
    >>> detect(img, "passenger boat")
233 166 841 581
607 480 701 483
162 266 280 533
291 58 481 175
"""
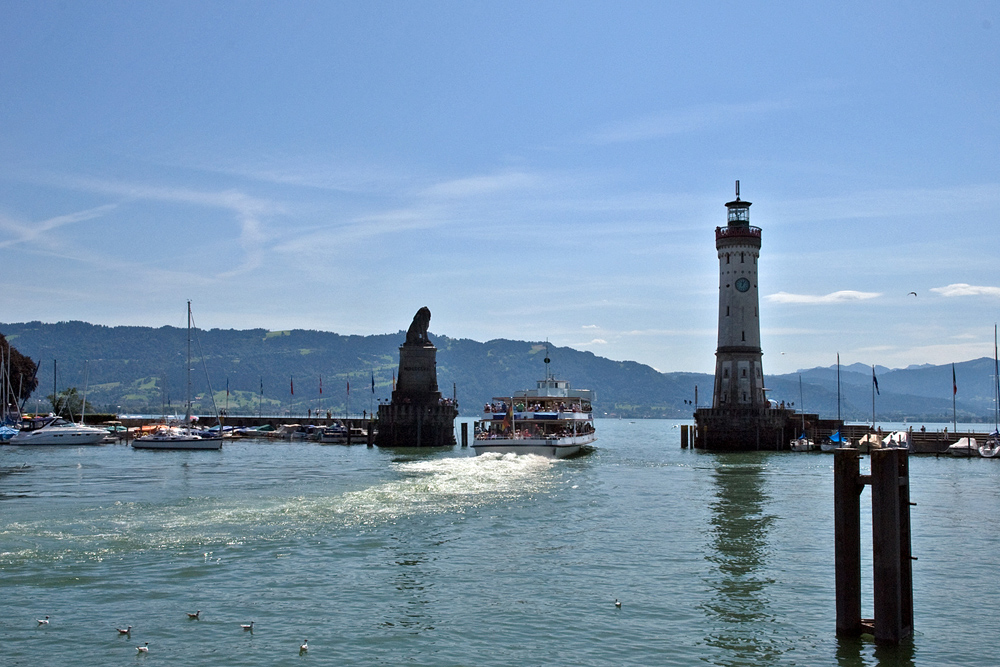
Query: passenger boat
473 351 595 458
8 415 107 446
133 302 222 451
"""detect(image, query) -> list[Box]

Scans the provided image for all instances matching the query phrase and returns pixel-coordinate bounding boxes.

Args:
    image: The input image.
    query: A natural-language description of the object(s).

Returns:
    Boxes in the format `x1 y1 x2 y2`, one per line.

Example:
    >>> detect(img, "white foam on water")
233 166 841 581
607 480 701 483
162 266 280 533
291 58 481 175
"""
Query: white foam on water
1 453 559 563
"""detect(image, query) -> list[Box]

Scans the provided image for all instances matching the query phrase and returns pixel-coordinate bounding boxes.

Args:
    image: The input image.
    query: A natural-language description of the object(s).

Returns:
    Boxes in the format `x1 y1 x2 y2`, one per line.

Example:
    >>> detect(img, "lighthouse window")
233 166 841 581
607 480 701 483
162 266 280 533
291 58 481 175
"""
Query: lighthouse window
742 369 746 377
723 368 729 378
726 254 730 264
743 392 747 401
726 306 730 316
742 331 746 341
741 253 745 263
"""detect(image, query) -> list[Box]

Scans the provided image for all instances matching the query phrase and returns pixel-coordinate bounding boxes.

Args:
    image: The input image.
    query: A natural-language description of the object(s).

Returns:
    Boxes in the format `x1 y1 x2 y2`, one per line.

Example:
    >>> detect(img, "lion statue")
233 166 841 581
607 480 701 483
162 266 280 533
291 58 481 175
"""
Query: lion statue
405 306 432 345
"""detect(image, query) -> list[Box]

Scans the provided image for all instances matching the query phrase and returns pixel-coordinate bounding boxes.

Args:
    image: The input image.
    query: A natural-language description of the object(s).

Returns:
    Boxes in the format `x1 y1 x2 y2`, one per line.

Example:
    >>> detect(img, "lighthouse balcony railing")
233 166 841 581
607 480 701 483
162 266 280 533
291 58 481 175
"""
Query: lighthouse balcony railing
715 225 761 241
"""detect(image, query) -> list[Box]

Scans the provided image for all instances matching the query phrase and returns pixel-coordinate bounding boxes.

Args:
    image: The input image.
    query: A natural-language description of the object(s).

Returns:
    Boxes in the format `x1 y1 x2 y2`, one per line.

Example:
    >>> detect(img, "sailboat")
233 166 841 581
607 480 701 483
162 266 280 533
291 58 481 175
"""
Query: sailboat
821 353 851 451
789 374 817 451
979 324 1000 458
133 302 223 451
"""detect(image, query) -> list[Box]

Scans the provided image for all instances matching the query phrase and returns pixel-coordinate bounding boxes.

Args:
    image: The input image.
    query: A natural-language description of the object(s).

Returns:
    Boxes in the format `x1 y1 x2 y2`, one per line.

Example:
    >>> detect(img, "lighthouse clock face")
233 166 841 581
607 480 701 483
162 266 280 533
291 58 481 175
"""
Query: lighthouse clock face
735 277 751 292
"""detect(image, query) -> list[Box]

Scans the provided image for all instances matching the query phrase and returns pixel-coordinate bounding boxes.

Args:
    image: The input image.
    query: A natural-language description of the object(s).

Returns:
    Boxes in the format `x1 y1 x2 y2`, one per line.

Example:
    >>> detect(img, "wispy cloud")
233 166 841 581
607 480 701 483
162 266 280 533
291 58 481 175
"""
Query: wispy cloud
930 283 1000 298
46 174 281 276
766 290 881 304
587 98 796 144
0 204 117 249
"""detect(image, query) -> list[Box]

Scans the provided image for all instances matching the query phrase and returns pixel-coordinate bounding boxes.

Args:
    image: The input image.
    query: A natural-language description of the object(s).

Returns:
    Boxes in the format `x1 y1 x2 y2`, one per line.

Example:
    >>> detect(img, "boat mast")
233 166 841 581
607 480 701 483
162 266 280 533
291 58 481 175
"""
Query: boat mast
994 324 999 432
837 353 842 423
185 300 192 427
799 374 805 435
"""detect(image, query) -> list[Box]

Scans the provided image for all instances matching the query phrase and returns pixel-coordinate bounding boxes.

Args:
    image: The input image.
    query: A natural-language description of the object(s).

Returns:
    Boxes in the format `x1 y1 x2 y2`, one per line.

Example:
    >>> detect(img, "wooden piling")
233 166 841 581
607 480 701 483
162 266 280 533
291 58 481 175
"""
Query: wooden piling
461 422 468 448
680 424 689 448
834 448 863 637
835 447 913 645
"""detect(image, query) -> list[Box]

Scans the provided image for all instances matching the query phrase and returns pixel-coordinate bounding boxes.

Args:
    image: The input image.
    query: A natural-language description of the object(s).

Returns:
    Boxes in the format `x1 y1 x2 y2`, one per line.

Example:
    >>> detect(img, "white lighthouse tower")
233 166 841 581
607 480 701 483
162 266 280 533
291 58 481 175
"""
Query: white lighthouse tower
712 180 767 409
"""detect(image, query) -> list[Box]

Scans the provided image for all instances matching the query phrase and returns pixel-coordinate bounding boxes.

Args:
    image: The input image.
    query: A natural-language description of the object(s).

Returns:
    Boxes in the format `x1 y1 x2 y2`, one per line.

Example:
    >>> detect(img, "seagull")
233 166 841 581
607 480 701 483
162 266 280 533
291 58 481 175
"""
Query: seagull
116 625 132 635
241 621 254 632
37 616 50 625
908 291 917 297
186 610 201 620
136 642 149 653
614 599 622 608
300 639 309 653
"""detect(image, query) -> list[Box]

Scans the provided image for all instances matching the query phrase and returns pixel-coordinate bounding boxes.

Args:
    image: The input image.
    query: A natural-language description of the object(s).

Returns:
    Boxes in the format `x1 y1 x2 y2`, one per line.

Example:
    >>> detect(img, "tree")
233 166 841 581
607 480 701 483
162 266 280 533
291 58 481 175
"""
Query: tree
0 333 39 405
46 387 97 420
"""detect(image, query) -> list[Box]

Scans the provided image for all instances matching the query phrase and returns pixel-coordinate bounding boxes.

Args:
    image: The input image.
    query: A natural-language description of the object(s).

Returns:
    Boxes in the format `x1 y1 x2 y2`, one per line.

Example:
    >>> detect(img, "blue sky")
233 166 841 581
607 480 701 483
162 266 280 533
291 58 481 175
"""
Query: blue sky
1 1 998 374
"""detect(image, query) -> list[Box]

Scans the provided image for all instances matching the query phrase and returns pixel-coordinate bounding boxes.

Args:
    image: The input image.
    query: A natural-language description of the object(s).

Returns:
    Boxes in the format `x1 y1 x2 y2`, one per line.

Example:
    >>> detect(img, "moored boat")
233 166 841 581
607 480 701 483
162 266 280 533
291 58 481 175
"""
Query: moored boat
8 415 106 446
133 302 223 451
473 350 595 459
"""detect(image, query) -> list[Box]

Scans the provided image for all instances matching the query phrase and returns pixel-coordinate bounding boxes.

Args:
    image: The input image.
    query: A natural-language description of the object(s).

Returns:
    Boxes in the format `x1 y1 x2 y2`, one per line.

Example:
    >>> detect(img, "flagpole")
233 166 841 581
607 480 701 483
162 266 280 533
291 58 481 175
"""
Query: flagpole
953 362 957 434
871 365 876 430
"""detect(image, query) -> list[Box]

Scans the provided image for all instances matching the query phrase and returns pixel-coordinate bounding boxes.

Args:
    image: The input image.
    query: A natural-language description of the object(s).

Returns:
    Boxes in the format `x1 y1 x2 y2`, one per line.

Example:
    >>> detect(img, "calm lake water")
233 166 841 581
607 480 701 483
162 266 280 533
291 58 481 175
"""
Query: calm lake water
2 419 997 666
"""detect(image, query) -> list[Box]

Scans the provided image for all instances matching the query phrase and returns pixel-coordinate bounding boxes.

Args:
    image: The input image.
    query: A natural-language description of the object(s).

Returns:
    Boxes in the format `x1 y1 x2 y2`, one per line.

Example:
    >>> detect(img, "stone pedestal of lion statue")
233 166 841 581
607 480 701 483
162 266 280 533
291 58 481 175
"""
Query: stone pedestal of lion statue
374 307 458 448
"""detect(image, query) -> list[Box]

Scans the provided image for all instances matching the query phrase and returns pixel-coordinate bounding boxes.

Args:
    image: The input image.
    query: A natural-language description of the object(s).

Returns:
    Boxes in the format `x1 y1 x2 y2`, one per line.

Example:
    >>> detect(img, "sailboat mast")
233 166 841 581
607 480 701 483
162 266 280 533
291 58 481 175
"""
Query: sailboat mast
186 300 192 426
994 324 999 432
837 353 841 423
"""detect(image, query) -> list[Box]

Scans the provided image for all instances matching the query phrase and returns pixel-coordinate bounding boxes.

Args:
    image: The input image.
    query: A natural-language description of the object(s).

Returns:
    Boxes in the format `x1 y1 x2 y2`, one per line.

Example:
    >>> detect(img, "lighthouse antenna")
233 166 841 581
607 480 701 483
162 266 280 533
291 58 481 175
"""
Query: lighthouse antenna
735 179 740 200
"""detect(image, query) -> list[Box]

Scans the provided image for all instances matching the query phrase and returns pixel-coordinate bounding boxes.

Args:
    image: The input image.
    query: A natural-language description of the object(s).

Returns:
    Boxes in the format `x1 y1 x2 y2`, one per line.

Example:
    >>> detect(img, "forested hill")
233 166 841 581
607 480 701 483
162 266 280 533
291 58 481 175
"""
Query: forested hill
1 320 997 421
0 321 703 418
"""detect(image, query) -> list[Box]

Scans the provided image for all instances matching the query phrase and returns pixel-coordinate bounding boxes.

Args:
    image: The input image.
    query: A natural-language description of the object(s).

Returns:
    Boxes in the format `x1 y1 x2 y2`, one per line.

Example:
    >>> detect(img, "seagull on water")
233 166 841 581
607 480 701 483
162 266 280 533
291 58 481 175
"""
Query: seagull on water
300 639 309 653
136 642 149 653
241 621 254 632
186 610 201 620
117 625 132 635
37 616 50 625
614 599 622 608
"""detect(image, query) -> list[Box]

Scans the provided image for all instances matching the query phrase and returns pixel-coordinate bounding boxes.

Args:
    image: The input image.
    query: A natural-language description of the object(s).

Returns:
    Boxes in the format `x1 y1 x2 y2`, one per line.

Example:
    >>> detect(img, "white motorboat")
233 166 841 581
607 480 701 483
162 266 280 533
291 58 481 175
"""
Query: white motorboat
9 416 106 446
979 431 1000 458
133 301 223 451
946 437 978 457
473 348 596 459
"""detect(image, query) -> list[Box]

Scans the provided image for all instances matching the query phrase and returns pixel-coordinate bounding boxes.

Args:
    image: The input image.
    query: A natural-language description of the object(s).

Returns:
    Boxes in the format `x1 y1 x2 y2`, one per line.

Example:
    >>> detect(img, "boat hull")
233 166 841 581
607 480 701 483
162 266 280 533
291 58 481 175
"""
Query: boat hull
132 437 223 451
9 430 105 446
472 434 596 458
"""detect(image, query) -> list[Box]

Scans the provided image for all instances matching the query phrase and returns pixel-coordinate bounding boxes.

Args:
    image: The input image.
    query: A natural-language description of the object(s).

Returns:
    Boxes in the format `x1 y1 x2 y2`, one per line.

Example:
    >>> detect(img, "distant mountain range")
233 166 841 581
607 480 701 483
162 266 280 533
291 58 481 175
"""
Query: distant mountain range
2 320 997 422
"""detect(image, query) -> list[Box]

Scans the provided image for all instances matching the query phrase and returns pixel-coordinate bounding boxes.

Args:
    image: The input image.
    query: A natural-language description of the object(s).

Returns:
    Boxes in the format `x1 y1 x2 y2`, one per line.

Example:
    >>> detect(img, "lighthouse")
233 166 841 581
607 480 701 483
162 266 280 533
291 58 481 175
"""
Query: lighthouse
694 182 797 450
712 180 766 409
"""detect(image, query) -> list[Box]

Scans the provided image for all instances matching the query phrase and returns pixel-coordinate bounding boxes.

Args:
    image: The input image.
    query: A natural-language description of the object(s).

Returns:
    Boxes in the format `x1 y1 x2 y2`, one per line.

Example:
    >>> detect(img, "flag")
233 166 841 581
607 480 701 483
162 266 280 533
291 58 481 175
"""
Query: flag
371 372 375 394
392 370 396 391
953 363 957 396
226 378 229 398
346 380 350 395
290 376 294 395
260 378 263 395
872 366 880 395
319 376 323 395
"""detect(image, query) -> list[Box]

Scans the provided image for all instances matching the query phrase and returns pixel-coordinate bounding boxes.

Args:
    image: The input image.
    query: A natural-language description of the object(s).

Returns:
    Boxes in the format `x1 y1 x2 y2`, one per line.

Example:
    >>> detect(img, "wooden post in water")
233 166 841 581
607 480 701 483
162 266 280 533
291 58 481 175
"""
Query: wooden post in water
680 424 689 448
871 447 913 644
834 448 863 636
461 422 468 448
834 447 913 645
367 420 374 447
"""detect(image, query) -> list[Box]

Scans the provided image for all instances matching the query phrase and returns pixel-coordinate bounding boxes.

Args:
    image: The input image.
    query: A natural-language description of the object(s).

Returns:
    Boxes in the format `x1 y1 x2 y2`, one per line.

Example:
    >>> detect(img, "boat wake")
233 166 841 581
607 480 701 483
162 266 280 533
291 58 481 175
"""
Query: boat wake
0 454 557 565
